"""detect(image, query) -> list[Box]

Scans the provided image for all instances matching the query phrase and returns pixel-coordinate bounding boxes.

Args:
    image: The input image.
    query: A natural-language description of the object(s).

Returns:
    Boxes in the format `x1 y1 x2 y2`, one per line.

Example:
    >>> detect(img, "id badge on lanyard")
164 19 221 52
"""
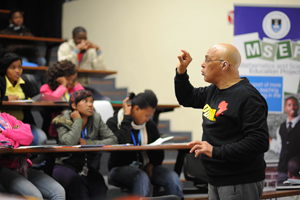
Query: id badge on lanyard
79 126 89 176
129 131 142 168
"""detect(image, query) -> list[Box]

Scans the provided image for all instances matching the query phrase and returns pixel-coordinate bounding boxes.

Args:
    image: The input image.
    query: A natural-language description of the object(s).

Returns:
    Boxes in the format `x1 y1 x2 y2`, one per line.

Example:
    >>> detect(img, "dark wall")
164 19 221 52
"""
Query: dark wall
0 0 65 38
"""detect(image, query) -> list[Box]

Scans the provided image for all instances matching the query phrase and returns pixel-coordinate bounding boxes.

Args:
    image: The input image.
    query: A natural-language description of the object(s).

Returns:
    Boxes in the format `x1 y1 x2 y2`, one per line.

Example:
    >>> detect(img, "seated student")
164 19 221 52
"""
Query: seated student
107 90 183 199
52 90 117 200
0 53 47 145
0 84 65 200
288 156 300 180
58 26 106 86
40 60 84 101
0 8 46 66
40 60 84 138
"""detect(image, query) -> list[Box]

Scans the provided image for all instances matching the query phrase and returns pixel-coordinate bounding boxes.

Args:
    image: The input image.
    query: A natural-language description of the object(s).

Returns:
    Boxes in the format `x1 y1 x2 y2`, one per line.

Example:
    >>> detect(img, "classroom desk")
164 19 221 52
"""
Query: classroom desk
1 143 190 177
0 34 66 65
2 101 180 132
22 66 117 78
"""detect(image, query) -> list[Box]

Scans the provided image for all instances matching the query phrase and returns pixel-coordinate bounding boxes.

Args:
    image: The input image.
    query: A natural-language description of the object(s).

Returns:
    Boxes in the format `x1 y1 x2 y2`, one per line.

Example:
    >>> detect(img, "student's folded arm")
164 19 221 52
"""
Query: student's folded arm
56 118 83 145
1 114 33 146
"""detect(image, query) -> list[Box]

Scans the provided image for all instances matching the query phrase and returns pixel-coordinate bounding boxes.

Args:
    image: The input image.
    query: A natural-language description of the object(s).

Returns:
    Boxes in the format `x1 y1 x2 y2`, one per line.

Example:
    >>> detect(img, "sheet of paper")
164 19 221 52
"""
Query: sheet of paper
148 136 174 145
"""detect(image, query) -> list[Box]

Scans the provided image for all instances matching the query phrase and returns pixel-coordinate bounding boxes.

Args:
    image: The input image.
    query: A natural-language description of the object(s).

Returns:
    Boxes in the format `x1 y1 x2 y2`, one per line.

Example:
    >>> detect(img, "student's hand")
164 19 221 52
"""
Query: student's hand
56 77 67 87
188 140 213 158
177 49 193 74
77 40 89 51
73 80 78 88
86 41 99 51
13 125 20 129
8 95 19 101
79 138 87 145
143 163 153 180
122 97 131 115
70 110 81 119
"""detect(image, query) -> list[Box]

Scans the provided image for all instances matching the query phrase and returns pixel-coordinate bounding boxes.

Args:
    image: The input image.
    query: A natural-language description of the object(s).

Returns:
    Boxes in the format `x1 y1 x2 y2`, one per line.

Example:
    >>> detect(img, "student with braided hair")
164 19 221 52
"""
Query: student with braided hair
52 90 117 200
107 90 183 199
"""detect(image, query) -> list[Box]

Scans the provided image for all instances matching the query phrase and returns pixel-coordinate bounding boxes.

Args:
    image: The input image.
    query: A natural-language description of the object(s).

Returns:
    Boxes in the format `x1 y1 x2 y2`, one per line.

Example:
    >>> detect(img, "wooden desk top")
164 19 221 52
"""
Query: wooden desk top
22 66 117 77
0 34 66 43
2 101 180 110
1 143 190 155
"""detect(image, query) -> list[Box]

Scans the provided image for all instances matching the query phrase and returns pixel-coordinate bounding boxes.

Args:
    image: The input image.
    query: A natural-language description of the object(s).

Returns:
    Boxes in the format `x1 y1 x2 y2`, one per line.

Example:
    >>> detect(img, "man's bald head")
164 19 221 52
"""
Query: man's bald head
210 43 241 69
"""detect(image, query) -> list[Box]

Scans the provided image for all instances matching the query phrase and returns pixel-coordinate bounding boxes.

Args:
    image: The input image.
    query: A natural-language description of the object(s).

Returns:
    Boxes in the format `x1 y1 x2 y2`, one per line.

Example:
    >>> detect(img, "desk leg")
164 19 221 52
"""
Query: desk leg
174 149 189 176
44 154 56 176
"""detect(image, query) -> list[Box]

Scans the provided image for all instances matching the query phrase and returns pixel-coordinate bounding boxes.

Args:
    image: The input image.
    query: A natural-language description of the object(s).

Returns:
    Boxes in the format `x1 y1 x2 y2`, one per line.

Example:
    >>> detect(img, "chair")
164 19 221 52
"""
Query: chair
93 100 114 123
183 153 208 192
92 100 115 170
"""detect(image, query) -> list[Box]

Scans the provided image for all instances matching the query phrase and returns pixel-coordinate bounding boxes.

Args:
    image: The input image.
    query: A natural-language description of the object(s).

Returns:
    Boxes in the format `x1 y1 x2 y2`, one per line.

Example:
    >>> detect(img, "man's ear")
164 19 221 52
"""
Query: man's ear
71 102 77 110
222 61 228 70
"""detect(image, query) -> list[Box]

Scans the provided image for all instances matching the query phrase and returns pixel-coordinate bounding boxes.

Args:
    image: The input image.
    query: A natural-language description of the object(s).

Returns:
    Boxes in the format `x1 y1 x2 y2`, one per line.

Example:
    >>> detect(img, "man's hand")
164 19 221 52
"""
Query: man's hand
122 97 132 115
177 49 192 74
56 77 68 87
188 140 213 158
70 110 81 120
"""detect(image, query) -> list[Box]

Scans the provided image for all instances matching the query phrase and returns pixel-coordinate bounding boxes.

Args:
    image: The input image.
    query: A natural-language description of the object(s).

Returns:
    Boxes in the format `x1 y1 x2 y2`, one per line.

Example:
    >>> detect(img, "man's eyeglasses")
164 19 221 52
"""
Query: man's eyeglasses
205 59 224 63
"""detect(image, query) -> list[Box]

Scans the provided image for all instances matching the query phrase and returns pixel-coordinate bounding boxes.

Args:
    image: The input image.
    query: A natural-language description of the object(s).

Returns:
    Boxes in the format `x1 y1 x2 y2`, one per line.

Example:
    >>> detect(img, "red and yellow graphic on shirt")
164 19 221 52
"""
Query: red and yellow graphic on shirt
216 101 228 117
203 101 228 121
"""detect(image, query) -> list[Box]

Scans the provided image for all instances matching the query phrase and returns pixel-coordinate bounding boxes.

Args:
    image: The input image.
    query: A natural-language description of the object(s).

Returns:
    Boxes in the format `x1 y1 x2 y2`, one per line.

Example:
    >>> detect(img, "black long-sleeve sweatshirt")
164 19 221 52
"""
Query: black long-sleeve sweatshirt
175 70 269 186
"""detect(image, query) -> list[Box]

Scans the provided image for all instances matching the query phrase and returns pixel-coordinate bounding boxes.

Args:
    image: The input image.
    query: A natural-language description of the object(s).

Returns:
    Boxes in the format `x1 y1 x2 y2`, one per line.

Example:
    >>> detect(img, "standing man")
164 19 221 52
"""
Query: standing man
174 43 269 200
58 26 106 86
270 96 300 184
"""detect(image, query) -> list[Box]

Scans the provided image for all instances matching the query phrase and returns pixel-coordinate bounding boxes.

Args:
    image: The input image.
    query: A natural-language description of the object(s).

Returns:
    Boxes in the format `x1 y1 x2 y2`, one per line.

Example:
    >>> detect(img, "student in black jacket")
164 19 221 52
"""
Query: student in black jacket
107 90 183 199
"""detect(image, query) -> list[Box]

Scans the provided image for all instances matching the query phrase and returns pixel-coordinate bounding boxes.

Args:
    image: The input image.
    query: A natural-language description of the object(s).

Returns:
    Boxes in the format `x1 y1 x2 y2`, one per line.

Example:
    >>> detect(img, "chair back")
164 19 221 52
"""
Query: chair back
93 100 114 123
184 153 208 190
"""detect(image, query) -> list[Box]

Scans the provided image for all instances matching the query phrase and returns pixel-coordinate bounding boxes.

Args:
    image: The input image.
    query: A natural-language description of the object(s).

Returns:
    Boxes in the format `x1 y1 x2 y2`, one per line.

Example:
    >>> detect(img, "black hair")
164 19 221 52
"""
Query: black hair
72 26 86 37
69 90 93 111
46 60 77 91
285 96 299 106
288 156 300 178
0 53 22 76
9 8 23 20
129 89 157 109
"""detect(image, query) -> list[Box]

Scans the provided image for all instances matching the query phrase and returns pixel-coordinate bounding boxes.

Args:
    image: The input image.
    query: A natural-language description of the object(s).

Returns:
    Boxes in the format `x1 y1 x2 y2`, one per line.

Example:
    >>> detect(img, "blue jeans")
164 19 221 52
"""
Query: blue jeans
0 167 65 200
52 165 107 200
109 165 183 199
30 125 47 146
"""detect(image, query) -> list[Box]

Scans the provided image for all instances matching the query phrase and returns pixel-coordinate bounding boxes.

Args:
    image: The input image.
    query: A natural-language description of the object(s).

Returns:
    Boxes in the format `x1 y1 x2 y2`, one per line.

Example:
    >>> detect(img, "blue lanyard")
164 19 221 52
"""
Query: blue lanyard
131 131 140 146
0 117 6 130
81 126 87 139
